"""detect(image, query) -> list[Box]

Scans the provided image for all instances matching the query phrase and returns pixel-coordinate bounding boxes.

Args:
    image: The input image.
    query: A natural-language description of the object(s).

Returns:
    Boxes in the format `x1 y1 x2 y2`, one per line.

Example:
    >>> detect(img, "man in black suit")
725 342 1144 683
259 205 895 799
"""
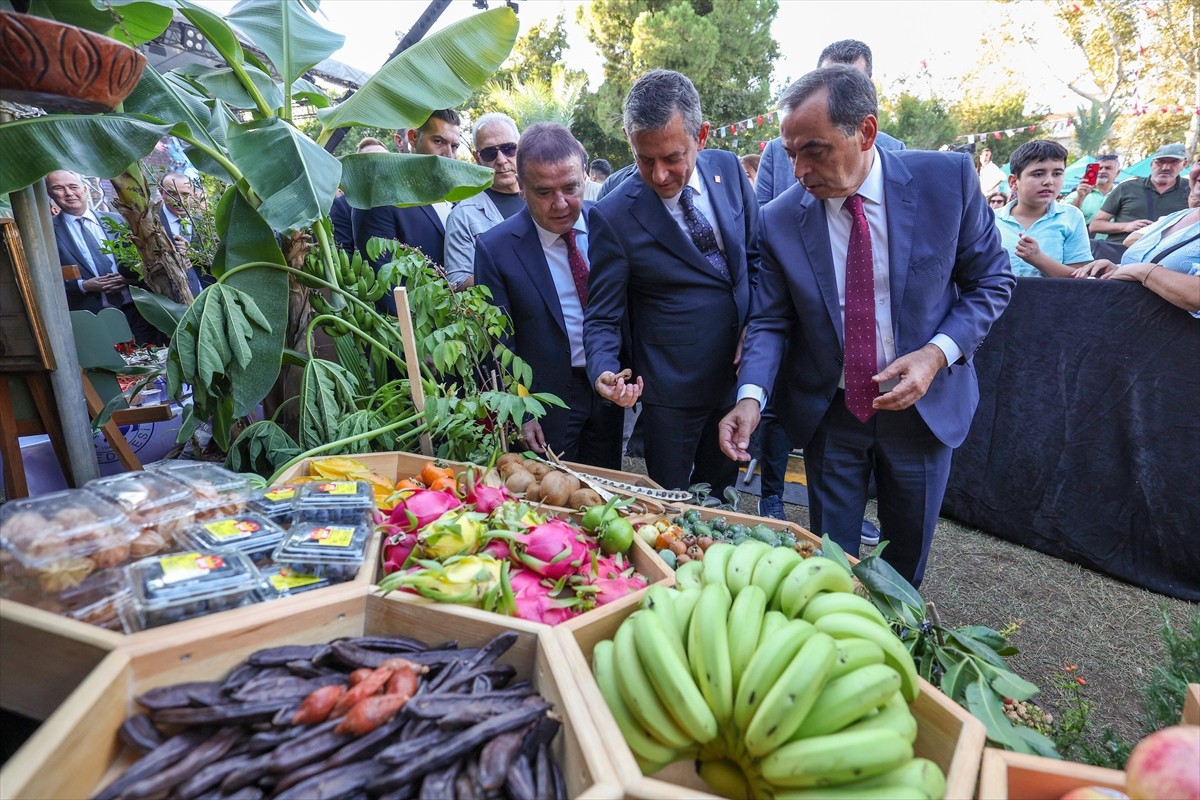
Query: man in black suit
474 123 623 468
584 70 760 496
352 109 463 313
47 169 157 343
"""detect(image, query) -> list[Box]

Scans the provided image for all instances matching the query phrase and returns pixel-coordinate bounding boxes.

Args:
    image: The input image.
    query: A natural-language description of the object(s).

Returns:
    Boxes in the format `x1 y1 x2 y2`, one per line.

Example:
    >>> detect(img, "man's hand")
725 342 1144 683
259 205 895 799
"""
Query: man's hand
1014 234 1043 266
872 344 947 412
520 419 548 455
1072 259 1117 279
1074 182 1094 201
718 398 761 461
82 273 127 293
173 234 189 255
595 368 643 408
1125 219 1153 233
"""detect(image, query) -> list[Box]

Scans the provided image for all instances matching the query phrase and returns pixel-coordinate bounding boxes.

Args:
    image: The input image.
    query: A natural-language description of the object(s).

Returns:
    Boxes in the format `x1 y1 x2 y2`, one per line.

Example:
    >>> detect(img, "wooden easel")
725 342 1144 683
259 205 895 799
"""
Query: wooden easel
393 286 434 456
0 372 72 499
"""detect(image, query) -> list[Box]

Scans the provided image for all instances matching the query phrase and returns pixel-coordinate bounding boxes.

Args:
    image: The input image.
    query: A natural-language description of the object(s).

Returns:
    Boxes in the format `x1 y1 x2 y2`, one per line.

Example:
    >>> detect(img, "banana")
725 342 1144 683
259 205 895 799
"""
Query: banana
725 540 772 595
644 584 688 665
760 728 914 788
773 784 929 800
734 618 816 732
801 590 890 627
612 616 694 749
700 542 736 588
698 758 751 799
634 753 675 776
633 609 719 743
751 546 804 607
673 587 702 633
813 613 920 702
791 663 902 738
828 637 886 680
727 584 768 696
591 639 680 766
853 757 946 798
758 610 790 650
743 631 838 757
843 691 919 744
674 558 704 591
688 583 734 724
778 557 855 619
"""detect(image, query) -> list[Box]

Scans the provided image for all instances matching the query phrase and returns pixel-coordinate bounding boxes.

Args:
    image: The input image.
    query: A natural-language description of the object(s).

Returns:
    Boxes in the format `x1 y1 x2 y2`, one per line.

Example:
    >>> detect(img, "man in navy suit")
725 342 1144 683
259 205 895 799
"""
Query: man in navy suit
475 123 623 468
157 172 205 296
720 67 1014 586
352 109 462 313
585 70 760 496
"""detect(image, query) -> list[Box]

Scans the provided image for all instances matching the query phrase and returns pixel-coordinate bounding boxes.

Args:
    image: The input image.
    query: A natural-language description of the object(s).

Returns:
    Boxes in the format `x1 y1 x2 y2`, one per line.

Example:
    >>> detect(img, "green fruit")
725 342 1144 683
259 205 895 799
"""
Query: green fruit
581 503 618 533
658 548 678 569
599 517 635 554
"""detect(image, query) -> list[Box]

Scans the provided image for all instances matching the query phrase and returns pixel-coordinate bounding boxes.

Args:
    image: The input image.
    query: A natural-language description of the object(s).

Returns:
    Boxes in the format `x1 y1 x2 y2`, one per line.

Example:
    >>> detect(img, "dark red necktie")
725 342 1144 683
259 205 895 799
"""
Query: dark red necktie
843 194 877 422
562 229 589 308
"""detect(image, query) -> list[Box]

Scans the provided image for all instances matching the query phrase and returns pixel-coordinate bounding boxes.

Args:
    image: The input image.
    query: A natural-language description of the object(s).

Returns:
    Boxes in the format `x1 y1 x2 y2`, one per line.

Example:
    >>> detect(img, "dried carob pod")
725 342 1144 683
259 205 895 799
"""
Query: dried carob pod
274 761 387 800
174 753 255 800
120 726 244 800
247 644 332 666
95 729 210 800
117 713 163 753
151 699 289 727
476 724 531 791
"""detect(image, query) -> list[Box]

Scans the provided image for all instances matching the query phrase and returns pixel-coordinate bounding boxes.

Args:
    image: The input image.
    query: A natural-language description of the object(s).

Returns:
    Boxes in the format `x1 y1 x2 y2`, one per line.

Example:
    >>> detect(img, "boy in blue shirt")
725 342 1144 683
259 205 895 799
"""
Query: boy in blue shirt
994 140 1093 278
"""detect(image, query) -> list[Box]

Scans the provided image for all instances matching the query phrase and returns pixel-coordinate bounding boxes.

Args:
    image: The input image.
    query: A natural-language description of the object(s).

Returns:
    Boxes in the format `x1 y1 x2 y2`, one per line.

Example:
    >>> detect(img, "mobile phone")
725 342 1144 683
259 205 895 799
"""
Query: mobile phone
1083 162 1100 185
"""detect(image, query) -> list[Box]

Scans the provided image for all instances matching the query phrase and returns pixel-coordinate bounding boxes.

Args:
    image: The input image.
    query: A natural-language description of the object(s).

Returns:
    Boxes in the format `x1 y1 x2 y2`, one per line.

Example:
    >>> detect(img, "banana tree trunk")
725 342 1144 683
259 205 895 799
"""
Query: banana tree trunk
262 230 316 438
108 165 195 305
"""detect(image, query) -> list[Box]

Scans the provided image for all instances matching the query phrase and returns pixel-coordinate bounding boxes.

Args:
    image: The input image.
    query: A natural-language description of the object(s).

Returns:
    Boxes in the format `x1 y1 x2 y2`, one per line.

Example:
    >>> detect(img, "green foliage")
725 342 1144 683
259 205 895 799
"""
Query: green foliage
483 68 587 130
1072 101 1120 156
878 93 960 152
1142 605 1200 731
951 91 1045 165
226 420 300 476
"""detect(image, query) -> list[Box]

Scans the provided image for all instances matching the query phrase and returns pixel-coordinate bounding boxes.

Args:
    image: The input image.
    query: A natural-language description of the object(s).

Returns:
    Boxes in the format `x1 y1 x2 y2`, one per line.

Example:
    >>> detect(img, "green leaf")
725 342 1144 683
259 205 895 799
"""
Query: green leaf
227 0 345 88
981 663 1040 702
820 534 854 574
26 0 173 46
853 554 927 617
0 115 171 195
336 410 375 454
964 676 1020 749
226 419 299 477
168 282 271 407
1009 725 1062 759
131 286 188 338
317 8 518 132
299 358 360 450
290 77 330 109
339 153 493 209
194 65 284 111
955 625 1008 651
946 629 1011 670
226 117 341 232
940 657 975 703
123 66 217 149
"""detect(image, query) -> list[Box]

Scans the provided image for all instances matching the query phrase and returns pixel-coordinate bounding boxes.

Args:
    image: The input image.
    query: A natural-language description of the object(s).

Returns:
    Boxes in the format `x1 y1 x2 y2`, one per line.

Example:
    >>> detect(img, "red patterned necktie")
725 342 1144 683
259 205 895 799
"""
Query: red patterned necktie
562 229 589 308
843 194 877 423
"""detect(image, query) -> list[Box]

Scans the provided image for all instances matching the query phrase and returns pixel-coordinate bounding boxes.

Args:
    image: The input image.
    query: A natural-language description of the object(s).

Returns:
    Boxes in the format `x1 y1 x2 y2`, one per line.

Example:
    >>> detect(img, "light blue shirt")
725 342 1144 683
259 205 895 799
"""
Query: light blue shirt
995 199 1093 278
1122 208 1199 273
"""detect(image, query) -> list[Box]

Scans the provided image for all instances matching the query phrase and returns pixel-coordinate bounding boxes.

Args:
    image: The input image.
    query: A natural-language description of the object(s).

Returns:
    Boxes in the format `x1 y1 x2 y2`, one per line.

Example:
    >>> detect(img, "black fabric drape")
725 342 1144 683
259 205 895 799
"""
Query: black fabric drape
943 278 1200 600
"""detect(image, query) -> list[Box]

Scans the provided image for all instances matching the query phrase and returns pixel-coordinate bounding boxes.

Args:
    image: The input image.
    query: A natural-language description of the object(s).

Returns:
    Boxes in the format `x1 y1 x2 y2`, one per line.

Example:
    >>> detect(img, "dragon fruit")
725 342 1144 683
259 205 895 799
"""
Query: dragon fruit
513 519 591 580
377 554 504 607
488 500 545 532
416 510 487 560
507 566 580 624
387 489 461 533
574 551 648 606
460 469 511 514
482 538 511 561
380 532 418 576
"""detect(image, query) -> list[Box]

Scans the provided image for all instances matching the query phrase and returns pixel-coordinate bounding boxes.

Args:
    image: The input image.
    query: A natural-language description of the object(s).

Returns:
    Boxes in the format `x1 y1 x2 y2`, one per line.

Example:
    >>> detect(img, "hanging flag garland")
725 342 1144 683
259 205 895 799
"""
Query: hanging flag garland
713 109 780 139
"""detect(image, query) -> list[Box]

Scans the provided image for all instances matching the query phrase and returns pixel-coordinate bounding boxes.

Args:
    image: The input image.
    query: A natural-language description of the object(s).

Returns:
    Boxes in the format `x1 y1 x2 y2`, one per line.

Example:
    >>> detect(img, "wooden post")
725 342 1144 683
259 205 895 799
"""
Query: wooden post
392 287 434 456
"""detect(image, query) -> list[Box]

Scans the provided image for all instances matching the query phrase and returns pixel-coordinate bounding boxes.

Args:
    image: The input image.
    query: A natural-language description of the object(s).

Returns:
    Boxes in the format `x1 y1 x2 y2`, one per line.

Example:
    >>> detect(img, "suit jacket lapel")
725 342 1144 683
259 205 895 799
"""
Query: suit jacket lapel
420 203 445 234
794 191 842 347
513 213 567 335
55 214 96 277
698 155 740 282
880 150 916 325
626 176 715 278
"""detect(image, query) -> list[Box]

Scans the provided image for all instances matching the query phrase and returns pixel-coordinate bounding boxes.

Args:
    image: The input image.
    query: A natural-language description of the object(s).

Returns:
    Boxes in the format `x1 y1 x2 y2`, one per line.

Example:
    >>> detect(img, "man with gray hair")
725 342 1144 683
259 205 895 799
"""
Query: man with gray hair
474 123 623 467
443 112 523 289
719 66 1013 586
584 69 759 497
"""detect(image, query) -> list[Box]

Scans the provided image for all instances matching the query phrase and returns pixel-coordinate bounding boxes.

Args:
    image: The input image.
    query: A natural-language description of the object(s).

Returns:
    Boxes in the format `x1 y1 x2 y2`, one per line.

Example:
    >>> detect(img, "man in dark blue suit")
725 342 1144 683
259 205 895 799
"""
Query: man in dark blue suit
720 67 1014 586
352 109 462 313
474 123 623 467
585 70 760 496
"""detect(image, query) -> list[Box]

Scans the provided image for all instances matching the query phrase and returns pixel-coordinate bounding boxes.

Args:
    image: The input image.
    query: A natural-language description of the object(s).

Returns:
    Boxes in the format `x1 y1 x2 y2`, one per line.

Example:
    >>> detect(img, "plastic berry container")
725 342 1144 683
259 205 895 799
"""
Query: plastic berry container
270 521 371 582
85 470 197 545
257 564 332 599
294 481 374 525
183 513 287 566
249 485 300 528
125 550 263 629
155 462 252 521
0 489 139 600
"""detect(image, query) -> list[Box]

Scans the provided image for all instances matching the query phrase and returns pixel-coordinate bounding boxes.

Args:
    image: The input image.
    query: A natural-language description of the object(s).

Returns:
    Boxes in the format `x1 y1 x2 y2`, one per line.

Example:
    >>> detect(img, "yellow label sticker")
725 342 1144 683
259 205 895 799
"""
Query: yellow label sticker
316 482 358 496
263 487 296 502
308 527 356 547
159 552 224 583
203 519 260 540
269 569 322 591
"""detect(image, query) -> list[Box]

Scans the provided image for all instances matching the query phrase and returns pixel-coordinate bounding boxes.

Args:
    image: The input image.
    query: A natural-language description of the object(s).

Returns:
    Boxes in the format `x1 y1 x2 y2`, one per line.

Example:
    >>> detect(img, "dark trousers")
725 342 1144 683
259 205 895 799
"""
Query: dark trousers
641 402 739 498
548 368 623 470
803 392 952 587
759 406 793 499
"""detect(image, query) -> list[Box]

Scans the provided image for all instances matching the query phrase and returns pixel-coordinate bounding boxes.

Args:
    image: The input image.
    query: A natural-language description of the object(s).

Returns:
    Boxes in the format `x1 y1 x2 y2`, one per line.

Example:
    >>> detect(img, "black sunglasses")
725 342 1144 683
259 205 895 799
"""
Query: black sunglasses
477 142 517 162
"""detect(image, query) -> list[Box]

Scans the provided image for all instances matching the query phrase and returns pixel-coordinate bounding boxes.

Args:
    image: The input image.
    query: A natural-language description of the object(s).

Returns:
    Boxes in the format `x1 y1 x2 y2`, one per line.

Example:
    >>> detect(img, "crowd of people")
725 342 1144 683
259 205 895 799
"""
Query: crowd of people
43 39 1198 588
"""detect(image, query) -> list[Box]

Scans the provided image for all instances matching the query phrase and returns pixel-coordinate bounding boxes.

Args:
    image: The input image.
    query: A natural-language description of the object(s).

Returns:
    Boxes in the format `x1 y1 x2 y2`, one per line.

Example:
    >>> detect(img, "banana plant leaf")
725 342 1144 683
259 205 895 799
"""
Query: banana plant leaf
225 117 341 232
178 0 244 71
339 153 494 209
20 0 174 46
194 65 285 112
131 286 188 337
123 66 219 150
291 77 330 109
317 7 518 133
227 0 345 88
226 419 300 477
0 115 171 195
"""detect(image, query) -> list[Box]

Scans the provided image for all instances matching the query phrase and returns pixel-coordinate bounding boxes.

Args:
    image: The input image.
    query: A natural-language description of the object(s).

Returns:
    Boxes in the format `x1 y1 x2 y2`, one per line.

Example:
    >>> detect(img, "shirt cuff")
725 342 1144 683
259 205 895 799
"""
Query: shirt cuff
737 384 767 410
930 333 963 366
77 279 87 292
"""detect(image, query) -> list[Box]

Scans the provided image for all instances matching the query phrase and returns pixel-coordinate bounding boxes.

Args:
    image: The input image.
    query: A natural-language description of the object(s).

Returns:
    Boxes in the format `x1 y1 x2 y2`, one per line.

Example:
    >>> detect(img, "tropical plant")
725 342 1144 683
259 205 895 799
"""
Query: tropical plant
1072 101 1120 156
483 67 587 130
0 0 532 474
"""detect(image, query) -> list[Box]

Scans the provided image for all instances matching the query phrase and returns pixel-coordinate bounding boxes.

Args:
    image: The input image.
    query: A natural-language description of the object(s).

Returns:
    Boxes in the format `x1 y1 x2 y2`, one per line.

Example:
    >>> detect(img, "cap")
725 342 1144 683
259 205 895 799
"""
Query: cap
1150 143 1186 161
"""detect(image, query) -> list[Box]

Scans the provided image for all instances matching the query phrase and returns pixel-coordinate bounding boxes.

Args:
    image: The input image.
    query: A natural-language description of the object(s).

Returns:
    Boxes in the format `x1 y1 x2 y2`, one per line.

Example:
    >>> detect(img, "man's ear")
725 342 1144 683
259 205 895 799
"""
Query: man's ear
407 129 419 149
1008 174 1018 192
697 121 711 151
859 115 878 150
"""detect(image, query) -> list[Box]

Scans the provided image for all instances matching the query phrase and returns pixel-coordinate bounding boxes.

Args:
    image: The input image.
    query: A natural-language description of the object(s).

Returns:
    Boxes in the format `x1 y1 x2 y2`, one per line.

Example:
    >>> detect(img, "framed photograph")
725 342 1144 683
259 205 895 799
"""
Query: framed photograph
0 219 55 372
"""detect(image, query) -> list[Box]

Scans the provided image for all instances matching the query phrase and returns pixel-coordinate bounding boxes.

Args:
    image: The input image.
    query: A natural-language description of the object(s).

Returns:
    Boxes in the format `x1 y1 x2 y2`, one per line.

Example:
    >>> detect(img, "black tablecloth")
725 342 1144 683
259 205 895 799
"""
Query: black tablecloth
943 278 1200 600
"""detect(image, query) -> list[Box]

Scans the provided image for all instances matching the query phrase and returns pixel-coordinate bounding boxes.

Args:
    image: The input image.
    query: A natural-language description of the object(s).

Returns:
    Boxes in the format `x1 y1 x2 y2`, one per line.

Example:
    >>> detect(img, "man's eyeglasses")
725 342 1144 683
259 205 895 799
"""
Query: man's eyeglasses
477 142 517 163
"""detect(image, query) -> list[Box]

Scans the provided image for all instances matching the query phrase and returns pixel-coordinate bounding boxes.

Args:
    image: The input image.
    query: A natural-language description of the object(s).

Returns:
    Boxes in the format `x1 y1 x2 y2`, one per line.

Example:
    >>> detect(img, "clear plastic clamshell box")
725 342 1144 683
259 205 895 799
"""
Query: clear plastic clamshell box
0 489 139 603
182 513 287 566
257 563 332 599
248 484 300 527
125 550 264 629
152 462 252 521
270 521 371 582
294 480 375 525
84 470 197 552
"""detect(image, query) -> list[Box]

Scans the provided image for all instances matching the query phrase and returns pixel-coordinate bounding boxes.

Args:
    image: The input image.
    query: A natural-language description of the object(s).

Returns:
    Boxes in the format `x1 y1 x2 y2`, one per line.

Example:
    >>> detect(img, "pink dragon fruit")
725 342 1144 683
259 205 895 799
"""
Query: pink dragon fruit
587 574 648 605
573 551 648 607
380 532 418 576
513 519 591 580
387 489 461 533
481 539 511 561
460 469 511 514
513 592 580 625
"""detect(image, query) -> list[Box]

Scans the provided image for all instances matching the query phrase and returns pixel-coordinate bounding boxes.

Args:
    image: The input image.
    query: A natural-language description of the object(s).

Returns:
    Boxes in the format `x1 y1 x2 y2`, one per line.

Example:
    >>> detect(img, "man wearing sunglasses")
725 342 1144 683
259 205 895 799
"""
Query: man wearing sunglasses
444 112 524 289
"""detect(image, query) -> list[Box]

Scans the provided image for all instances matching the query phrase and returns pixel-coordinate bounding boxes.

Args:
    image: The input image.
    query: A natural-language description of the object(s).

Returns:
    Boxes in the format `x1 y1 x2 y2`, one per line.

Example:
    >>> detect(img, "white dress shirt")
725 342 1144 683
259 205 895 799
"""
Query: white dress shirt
534 215 589 368
660 167 727 255
739 148 962 408
163 205 188 239
63 210 120 302
430 201 452 226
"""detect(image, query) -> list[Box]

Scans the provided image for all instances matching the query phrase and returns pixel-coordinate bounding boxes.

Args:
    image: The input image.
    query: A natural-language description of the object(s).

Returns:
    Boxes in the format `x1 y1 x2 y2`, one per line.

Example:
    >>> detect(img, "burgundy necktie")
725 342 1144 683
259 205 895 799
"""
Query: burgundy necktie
843 194 877 422
562 229 589 308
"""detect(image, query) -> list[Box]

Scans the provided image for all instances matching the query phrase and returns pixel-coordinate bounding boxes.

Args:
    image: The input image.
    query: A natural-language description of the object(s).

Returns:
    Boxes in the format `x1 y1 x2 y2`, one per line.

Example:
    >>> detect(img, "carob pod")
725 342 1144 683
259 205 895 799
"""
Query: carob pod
550 752 567 800
418 760 461 800
95 729 210 800
135 681 223 710
504 753 536 800
476 725 531 791
377 783 416 800
184 682 230 707
174 753 254 800
119 725 244 800
247 644 332 666
331 639 473 670
233 673 345 703
336 635 430 652
195 785 263 800
438 663 517 695
218 753 271 794
534 743 553 800
220 662 264 692
273 761 387 800
375 729 453 766
427 631 516 692
325 715 407 767
151 699 289 727
285 660 340 678
266 719 353 773
117 713 164 753
519 710 562 760
456 756 486 800
406 690 535 719
246 725 304 754
436 699 530 729
269 757 329 796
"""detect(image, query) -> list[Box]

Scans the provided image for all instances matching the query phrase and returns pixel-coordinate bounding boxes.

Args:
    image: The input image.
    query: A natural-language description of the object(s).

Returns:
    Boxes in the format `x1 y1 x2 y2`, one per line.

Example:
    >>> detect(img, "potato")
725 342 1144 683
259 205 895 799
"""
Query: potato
568 488 604 509
504 468 535 493
538 472 573 506
524 481 542 503
561 474 582 495
523 461 553 479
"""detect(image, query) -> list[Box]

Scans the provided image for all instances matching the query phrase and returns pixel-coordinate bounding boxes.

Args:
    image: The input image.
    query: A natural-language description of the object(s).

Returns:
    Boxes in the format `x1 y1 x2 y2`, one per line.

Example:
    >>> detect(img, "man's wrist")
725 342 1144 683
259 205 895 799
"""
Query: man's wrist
736 384 767 411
